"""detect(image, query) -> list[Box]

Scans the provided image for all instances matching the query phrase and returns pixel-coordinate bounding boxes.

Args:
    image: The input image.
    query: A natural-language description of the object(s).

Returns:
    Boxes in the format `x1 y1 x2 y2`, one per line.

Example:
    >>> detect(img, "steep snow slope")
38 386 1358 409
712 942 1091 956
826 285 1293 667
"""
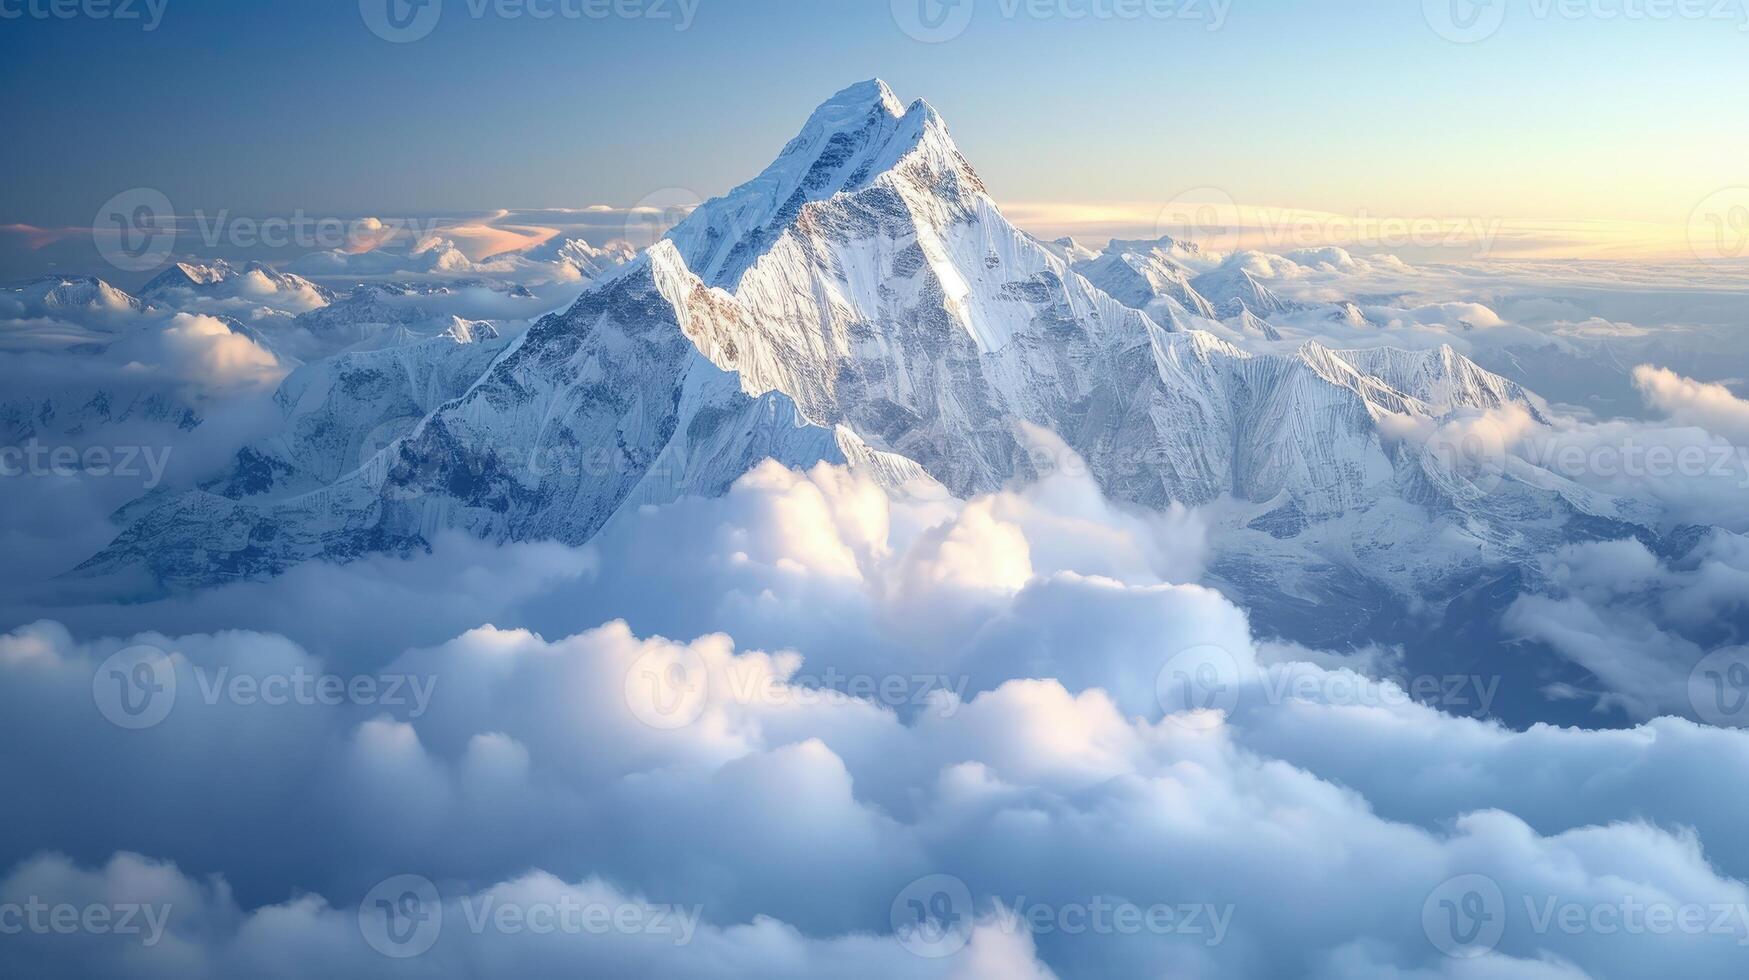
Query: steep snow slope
1226 307 1283 342
659 80 1198 494
194 324 512 500
76 245 927 586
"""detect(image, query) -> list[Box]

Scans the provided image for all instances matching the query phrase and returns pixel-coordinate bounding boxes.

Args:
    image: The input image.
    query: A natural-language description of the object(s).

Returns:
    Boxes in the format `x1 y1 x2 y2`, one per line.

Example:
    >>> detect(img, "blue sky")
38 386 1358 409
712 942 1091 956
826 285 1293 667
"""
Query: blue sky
2 0 1745 256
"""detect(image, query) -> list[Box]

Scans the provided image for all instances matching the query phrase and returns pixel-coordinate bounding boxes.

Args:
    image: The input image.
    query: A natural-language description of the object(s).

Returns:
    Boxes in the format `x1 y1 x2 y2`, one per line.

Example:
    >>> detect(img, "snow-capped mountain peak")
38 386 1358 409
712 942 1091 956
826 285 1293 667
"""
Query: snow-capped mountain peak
13 276 142 317
139 258 334 308
1042 236 1100 263
1074 243 1217 320
1225 306 1283 342
75 81 1671 639
1105 234 1204 265
665 78 983 288
1191 265 1295 318
142 261 230 290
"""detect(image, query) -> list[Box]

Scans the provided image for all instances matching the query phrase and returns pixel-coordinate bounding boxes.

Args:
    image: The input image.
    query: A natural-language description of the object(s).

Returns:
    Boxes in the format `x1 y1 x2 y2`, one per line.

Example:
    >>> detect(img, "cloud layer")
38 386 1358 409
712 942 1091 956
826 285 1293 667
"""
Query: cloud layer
5 455 1749 978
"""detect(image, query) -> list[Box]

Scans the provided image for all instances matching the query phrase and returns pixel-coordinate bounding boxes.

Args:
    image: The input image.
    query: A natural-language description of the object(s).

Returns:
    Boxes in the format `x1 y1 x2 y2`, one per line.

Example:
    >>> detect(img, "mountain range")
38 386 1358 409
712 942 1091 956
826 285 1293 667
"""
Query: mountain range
68 81 1688 698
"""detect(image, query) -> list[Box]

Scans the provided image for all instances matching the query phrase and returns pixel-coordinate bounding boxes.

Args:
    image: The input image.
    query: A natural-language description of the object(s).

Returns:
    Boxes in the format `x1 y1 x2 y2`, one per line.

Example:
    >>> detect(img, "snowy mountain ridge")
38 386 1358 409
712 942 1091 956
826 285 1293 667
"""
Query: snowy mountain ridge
71 81 1665 635
140 259 334 306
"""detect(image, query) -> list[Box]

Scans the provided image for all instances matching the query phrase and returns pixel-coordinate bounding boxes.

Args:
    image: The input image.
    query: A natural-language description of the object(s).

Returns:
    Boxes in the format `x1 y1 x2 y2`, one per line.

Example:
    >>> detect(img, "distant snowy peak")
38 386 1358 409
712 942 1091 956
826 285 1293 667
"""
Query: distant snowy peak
541 238 638 279
1328 342 1547 420
1074 247 1218 319
139 259 332 304
327 315 499 355
1041 236 1100 263
1105 234 1205 266
278 282 523 360
15 276 142 317
1328 301 1376 329
441 316 498 345
410 237 474 273
294 284 431 338
141 262 229 291
1191 266 1296 318
474 234 633 282
1226 307 1283 342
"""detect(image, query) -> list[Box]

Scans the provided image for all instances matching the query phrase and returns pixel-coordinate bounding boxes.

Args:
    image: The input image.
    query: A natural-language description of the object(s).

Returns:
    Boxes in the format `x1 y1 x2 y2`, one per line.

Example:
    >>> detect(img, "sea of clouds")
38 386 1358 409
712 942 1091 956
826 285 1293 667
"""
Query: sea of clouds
4 236 1749 978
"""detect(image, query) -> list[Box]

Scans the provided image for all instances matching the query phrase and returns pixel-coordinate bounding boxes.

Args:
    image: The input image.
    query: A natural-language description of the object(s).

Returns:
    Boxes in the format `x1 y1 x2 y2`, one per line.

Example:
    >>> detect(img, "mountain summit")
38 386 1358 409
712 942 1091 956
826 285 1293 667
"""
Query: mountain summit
78 82 1655 648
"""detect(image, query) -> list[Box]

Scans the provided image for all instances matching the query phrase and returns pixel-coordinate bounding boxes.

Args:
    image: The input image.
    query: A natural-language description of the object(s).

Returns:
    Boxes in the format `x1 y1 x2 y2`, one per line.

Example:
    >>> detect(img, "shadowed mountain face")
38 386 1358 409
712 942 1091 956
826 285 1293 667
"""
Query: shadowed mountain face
74 82 1683 698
